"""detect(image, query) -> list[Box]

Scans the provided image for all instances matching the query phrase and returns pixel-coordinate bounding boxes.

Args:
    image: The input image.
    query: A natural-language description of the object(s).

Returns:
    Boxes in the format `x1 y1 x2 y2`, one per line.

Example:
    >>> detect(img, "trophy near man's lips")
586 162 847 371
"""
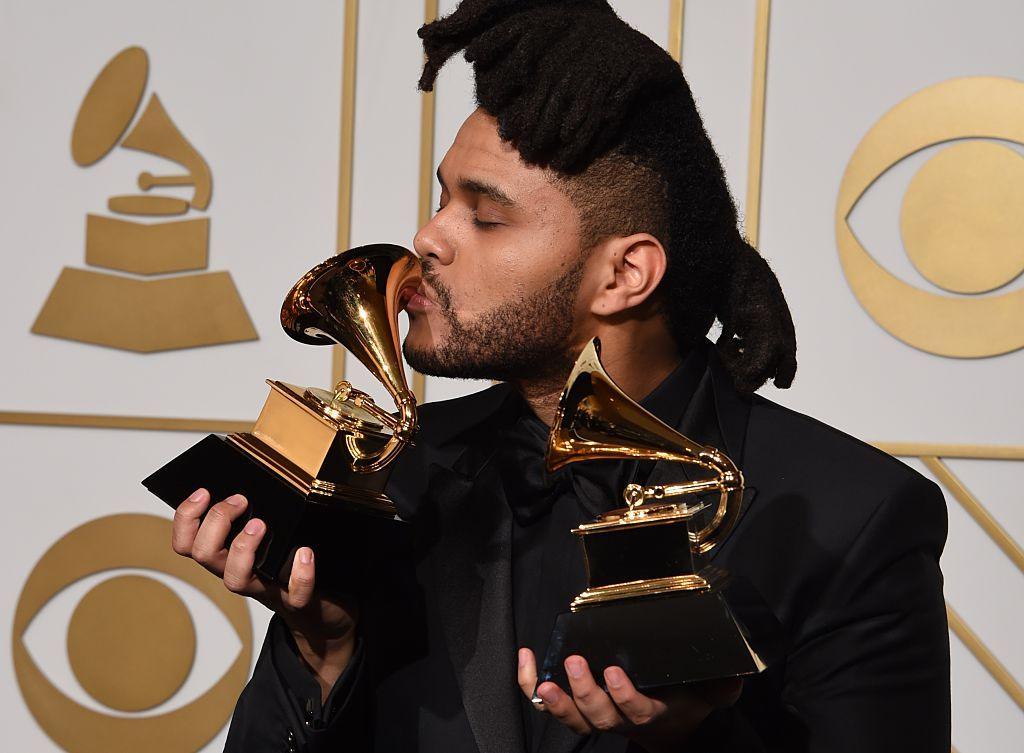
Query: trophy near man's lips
536 338 783 695
143 244 421 596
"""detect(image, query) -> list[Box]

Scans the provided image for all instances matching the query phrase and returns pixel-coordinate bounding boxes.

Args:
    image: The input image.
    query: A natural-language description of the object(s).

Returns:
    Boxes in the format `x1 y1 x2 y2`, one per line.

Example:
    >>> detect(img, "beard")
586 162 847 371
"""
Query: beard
403 255 586 382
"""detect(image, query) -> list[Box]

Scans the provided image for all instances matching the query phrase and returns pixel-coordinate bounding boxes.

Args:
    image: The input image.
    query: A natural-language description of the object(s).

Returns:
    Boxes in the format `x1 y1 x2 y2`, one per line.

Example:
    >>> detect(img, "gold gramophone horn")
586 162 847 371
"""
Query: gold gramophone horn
281 244 421 474
547 338 743 555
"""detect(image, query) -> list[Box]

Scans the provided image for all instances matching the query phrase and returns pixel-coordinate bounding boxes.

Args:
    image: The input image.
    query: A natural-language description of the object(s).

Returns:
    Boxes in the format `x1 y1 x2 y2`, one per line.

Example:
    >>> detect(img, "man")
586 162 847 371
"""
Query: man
171 2 950 751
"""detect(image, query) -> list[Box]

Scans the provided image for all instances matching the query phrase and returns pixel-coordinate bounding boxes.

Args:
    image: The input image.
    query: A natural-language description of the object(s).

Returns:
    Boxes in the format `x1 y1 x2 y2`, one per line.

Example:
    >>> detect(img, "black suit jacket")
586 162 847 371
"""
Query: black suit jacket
225 345 950 753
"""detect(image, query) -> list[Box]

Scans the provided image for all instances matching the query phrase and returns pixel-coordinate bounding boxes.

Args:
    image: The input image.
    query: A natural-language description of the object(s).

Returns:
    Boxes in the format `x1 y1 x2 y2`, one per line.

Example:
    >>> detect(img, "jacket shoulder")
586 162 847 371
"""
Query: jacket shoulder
733 392 946 570
743 392 937 500
414 382 513 448
726 393 947 636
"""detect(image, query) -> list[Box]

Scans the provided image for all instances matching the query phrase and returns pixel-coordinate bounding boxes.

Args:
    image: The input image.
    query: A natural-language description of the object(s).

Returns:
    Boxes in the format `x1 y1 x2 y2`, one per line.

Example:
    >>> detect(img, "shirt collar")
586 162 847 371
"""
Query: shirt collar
499 340 712 522
635 338 711 429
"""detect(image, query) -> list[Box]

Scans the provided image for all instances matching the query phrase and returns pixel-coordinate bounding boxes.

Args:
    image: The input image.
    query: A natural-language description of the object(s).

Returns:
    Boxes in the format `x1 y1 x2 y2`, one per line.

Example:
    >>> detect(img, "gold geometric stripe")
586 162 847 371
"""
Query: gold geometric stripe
744 0 771 247
332 0 361 387
667 0 685 63
875 442 1024 461
0 411 250 434
417 0 440 234
947 603 1024 713
922 456 1024 576
912 453 1024 739
411 0 439 405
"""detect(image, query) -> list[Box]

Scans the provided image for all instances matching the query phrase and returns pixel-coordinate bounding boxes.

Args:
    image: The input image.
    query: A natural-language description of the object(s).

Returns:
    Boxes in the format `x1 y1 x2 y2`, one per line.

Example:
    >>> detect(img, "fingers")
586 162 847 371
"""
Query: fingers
535 681 591 735
282 547 316 610
604 666 665 727
517 648 539 702
190 493 249 575
564 656 624 732
171 488 210 556
223 517 269 597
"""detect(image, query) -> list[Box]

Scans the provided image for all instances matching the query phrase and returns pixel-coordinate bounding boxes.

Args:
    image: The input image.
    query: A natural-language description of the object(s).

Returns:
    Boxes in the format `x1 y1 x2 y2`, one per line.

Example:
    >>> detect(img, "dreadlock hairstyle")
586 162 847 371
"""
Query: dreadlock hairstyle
418 0 797 393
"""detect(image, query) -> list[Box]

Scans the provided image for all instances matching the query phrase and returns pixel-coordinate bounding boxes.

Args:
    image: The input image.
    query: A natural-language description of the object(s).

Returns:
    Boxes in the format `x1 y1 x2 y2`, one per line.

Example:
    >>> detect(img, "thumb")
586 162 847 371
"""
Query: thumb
283 547 316 609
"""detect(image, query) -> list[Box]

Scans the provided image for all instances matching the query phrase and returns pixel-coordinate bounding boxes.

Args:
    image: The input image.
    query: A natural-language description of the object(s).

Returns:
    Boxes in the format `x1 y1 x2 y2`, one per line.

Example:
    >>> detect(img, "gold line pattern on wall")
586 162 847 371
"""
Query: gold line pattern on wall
0 411 250 434
412 0 439 404
947 604 1024 713
923 456 1024 575
745 0 770 247
667 0 685 63
873 442 1024 460
332 0 360 386
881 445 1024 727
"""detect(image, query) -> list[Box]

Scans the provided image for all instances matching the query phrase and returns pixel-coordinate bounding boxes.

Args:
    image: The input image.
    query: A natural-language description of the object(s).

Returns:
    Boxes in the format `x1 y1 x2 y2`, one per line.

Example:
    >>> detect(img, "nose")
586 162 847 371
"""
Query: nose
413 213 454 265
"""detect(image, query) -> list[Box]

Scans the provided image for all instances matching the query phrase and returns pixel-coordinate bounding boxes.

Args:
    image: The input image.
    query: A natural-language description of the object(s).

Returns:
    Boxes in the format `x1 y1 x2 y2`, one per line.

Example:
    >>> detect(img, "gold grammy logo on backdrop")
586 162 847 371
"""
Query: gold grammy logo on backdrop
836 76 1024 358
31 46 258 352
12 514 252 753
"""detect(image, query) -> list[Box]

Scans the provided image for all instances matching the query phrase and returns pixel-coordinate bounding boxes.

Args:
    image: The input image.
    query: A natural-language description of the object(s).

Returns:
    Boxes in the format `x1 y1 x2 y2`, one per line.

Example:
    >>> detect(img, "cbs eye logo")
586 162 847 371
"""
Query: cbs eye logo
836 76 1024 358
12 514 252 753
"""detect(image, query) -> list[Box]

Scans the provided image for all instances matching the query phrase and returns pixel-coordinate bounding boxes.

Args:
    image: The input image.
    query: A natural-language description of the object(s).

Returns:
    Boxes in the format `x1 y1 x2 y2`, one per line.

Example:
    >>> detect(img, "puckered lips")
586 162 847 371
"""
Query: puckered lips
401 282 435 313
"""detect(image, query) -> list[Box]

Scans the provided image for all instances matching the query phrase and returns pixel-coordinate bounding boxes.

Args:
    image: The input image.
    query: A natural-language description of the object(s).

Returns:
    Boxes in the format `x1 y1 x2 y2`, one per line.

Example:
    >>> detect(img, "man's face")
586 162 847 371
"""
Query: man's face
403 108 589 382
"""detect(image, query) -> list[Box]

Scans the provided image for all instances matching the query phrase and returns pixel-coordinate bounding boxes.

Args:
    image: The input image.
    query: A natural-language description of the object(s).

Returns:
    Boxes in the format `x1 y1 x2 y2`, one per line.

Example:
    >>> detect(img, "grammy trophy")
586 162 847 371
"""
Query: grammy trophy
143 244 421 596
536 338 783 694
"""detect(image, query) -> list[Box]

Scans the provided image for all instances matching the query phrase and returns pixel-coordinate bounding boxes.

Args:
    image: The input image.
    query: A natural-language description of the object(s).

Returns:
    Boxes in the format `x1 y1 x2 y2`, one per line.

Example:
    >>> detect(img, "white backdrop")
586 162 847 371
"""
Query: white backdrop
1 1 1021 751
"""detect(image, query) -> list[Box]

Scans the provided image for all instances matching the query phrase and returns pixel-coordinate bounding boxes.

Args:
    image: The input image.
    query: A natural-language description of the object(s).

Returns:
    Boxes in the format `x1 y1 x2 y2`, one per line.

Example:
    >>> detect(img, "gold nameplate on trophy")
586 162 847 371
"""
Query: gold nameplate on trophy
537 338 781 693
143 244 421 593
224 378 397 516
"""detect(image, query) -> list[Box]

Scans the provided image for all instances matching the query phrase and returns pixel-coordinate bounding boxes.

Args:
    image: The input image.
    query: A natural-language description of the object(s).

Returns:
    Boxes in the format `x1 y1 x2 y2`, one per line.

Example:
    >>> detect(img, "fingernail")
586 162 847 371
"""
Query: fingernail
566 657 584 679
225 494 245 506
605 667 624 689
300 548 313 565
187 488 207 503
518 649 527 668
243 518 262 535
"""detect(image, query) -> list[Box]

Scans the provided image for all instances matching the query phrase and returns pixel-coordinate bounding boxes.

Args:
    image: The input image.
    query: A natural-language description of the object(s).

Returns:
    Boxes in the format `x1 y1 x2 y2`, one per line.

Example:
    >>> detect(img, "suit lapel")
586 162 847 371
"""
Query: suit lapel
413 345 759 753
421 424 527 753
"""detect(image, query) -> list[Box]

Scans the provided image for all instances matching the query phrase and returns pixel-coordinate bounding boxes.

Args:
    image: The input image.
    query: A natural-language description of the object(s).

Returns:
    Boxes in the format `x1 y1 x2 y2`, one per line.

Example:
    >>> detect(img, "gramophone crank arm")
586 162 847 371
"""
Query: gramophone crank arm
330 381 402 432
345 393 417 474
625 477 725 506
624 466 744 555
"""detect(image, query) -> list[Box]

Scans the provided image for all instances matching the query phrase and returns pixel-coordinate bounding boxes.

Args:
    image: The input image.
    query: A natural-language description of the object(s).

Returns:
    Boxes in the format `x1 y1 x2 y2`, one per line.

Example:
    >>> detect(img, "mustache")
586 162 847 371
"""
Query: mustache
419 260 454 311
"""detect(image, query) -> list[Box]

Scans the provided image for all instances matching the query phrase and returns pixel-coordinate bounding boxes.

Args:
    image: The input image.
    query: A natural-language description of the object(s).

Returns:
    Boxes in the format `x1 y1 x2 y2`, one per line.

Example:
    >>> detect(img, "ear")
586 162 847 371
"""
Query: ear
587 233 667 317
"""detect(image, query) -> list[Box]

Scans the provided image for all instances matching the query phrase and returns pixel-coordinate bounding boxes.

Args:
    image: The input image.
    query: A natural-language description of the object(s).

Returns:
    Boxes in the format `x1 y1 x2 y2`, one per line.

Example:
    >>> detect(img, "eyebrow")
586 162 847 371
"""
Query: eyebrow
437 166 516 207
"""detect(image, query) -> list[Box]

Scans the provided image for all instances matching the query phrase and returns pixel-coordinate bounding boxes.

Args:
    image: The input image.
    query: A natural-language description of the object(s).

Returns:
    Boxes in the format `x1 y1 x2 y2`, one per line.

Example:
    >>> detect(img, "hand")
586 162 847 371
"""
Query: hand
517 648 742 753
171 488 358 700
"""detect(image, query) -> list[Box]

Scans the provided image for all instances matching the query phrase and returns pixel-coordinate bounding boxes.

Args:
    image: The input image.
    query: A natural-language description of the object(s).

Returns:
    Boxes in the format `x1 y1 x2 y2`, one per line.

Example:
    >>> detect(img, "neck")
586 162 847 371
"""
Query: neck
514 322 682 425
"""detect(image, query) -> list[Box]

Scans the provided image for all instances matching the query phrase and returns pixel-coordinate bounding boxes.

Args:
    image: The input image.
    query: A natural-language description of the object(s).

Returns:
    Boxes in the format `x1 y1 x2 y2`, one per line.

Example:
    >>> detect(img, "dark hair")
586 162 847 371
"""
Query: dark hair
419 0 797 393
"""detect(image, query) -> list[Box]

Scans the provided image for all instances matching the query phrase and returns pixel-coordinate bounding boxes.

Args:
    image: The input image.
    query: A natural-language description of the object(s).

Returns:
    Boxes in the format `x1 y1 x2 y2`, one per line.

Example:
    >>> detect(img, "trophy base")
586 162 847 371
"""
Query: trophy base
142 434 409 597
537 575 783 694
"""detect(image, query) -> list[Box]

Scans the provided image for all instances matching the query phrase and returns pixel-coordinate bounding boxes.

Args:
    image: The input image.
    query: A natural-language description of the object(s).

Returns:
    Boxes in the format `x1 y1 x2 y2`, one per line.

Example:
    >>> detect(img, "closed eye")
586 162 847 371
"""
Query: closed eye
472 216 501 229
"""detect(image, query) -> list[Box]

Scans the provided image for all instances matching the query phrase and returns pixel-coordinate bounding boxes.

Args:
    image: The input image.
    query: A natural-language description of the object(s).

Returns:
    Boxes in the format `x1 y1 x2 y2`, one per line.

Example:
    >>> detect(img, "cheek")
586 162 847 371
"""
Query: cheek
448 254 529 317
445 218 580 315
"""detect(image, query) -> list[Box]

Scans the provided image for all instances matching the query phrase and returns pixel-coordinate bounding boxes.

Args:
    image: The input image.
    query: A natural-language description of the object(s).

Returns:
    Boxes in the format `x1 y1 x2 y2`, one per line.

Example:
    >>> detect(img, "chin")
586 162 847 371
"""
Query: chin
401 330 441 375
403 317 437 354
402 337 477 380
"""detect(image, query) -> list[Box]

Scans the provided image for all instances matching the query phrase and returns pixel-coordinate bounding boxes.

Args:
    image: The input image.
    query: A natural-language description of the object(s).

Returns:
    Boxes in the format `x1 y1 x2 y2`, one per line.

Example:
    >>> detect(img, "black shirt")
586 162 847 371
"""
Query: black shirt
268 345 706 751
228 337 952 753
495 349 706 752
